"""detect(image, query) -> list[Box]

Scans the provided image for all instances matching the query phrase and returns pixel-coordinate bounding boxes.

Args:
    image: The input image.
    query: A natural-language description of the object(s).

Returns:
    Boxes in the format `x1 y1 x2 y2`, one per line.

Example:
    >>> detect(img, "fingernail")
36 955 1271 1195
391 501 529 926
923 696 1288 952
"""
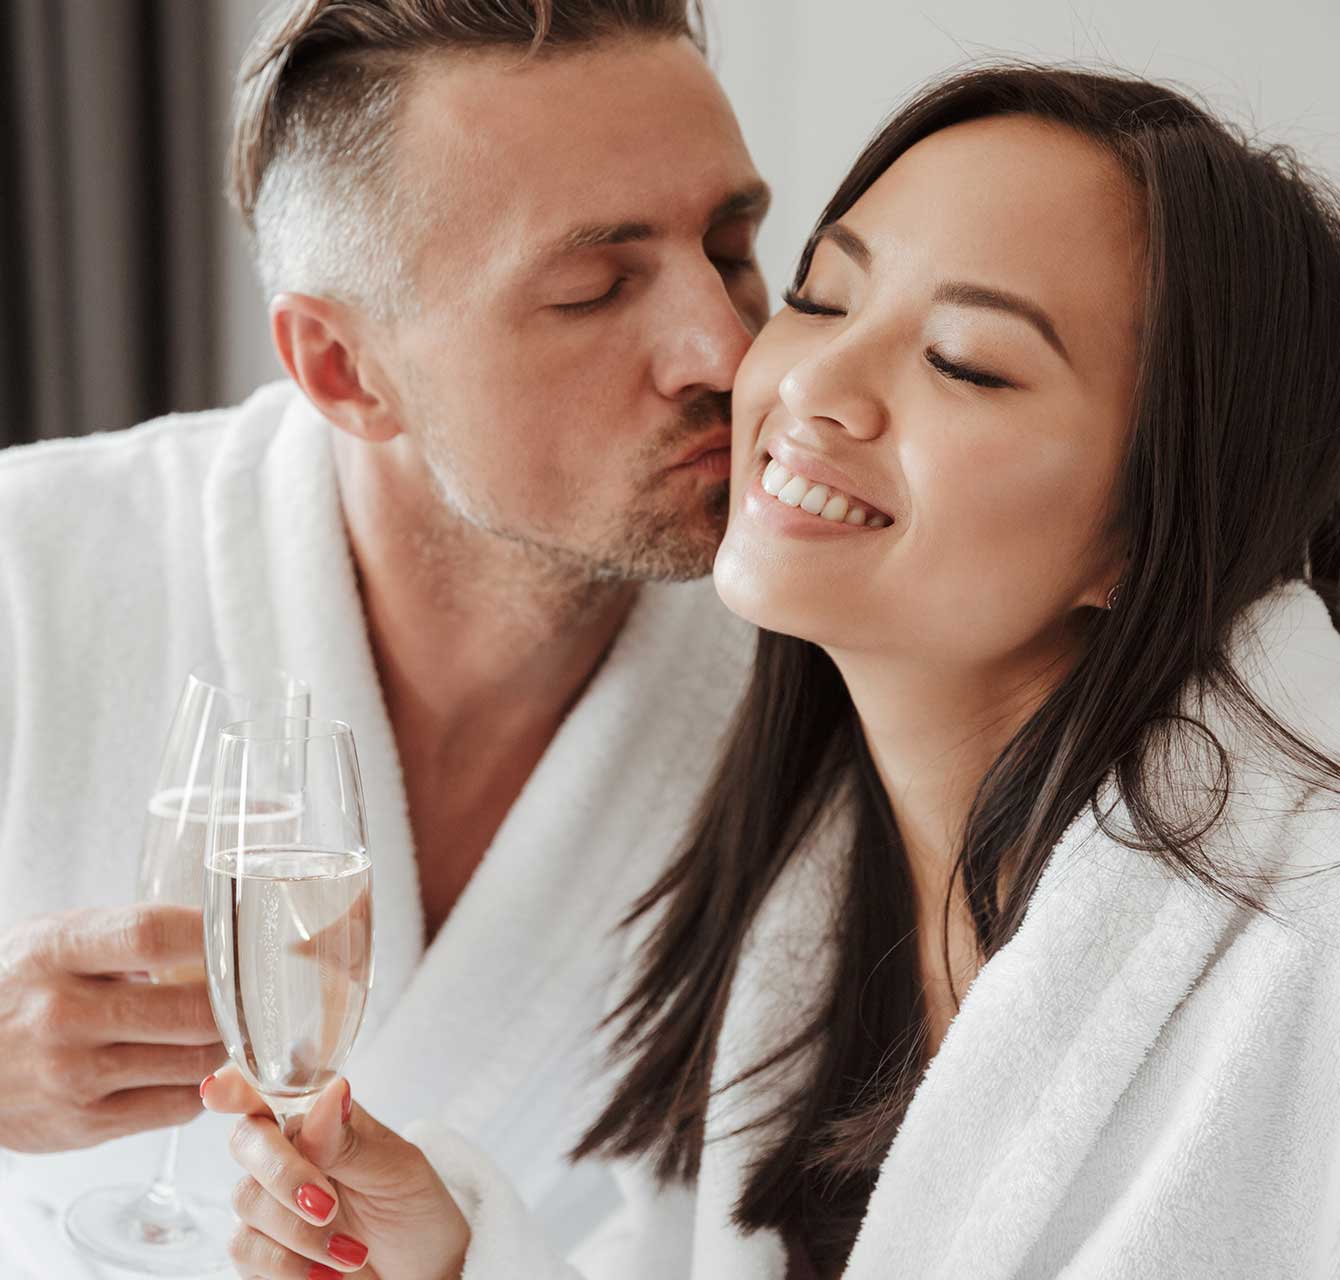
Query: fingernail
327 1233 368 1267
306 1265 341 1280
198 1074 214 1100
340 1080 352 1126
294 1183 336 1222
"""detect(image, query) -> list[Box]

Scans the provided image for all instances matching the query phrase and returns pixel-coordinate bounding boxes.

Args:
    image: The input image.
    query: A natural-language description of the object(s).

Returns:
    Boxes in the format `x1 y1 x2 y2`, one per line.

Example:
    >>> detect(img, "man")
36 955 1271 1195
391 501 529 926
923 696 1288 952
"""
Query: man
0 0 769 1267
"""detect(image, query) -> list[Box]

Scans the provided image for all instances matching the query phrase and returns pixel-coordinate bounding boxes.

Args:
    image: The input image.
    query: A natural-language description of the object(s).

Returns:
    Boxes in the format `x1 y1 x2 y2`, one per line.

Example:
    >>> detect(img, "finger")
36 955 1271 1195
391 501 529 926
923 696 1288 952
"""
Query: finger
232 1176 370 1274
86 1084 205 1141
80 975 219 1045
227 1222 349 1279
33 905 204 977
85 1041 227 1097
201 1062 270 1116
228 1114 341 1228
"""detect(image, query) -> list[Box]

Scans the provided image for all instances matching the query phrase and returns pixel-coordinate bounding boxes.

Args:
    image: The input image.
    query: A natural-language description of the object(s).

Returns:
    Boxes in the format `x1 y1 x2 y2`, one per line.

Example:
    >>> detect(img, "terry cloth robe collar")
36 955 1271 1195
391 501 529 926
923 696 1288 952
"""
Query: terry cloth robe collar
203 387 757 1180
696 580 1340 1280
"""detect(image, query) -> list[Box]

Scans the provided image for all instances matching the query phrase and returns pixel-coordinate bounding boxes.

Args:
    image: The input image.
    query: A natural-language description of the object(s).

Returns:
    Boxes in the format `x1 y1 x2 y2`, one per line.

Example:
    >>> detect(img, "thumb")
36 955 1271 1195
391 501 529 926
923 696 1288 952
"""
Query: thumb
295 1078 418 1195
292 1075 350 1168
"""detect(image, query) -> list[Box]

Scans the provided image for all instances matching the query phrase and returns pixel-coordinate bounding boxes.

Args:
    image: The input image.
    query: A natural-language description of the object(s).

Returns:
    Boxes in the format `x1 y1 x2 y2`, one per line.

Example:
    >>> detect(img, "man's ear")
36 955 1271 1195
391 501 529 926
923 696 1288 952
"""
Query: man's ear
270 293 402 443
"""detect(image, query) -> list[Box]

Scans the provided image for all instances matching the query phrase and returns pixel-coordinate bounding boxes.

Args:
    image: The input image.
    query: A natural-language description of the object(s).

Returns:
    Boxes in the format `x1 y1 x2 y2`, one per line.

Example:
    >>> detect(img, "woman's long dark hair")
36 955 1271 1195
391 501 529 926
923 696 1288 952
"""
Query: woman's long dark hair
576 64 1340 1274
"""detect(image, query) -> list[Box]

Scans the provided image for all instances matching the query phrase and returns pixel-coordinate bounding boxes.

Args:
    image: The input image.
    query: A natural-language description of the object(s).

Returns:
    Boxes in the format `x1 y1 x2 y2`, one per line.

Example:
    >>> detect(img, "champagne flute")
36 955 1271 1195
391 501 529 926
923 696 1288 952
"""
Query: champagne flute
64 666 309 1275
203 718 374 1138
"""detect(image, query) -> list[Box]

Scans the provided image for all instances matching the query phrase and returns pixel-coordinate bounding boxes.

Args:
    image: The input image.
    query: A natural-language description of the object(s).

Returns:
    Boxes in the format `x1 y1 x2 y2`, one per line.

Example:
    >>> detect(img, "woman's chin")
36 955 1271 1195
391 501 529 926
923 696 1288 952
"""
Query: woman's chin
713 531 850 648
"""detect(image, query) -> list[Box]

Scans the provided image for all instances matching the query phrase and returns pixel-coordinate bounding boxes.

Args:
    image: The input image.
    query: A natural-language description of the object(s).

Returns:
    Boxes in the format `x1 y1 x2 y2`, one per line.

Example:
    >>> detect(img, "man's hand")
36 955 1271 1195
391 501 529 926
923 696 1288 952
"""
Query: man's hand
0 904 225 1153
204 1067 469 1279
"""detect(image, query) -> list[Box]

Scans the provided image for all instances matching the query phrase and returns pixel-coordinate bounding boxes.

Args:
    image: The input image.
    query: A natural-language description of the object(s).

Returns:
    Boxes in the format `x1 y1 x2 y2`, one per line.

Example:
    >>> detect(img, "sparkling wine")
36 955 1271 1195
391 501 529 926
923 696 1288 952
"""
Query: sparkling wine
204 846 372 1115
139 788 300 984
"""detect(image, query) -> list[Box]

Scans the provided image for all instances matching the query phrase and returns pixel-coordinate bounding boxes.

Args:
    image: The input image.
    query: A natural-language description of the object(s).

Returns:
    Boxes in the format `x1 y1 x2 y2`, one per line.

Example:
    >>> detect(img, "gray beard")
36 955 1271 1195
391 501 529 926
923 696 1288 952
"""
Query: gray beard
419 454 728 587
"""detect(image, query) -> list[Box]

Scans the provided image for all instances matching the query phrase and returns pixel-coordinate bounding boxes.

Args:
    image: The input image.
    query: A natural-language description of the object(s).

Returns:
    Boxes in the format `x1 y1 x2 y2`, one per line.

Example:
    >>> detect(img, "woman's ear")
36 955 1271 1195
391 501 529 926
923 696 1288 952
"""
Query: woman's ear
1076 556 1128 612
269 293 402 444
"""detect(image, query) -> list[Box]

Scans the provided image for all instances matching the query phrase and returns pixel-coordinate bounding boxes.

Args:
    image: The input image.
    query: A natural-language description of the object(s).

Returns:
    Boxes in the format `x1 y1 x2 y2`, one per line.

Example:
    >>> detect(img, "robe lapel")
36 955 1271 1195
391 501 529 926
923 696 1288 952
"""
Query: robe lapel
202 388 424 1037
841 807 1242 1278
844 587 1330 1277
346 571 755 1153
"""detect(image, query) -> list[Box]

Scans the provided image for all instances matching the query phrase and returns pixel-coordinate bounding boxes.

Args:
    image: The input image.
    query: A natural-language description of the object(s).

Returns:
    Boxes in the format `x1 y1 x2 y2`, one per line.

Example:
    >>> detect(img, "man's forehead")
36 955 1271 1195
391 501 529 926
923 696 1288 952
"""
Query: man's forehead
401 42 758 203
524 182 773 269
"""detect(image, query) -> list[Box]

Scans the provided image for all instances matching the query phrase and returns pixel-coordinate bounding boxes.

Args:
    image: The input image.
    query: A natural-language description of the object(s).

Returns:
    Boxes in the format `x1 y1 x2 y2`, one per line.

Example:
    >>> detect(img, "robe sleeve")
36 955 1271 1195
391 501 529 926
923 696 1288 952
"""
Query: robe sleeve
405 1119 695 1280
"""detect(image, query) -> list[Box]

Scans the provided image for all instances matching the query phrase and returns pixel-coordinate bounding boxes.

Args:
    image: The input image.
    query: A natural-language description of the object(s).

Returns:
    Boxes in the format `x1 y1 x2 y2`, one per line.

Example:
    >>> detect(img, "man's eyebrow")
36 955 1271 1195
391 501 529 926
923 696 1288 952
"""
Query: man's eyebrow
539 221 656 262
707 181 773 227
534 182 773 266
810 222 1070 363
931 281 1070 363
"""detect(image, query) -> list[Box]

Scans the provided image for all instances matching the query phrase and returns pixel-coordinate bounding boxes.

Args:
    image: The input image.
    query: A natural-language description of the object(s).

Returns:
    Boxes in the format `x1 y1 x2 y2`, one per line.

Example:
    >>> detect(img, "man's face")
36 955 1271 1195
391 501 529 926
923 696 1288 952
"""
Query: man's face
382 37 770 582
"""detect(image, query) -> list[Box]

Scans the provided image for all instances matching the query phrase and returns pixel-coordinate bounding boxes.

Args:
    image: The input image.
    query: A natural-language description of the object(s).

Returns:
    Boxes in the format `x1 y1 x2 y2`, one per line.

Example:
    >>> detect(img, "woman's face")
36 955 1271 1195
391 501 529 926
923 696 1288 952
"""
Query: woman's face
715 115 1144 670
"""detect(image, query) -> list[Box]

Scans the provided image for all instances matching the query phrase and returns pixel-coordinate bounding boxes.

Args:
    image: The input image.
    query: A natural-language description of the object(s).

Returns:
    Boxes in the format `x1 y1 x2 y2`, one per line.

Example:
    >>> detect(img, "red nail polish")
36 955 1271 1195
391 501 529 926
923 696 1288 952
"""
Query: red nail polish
198 1074 215 1100
327 1233 369 1267
340 1081 352 1125
294 1183 336 1222
306 1265 341 1280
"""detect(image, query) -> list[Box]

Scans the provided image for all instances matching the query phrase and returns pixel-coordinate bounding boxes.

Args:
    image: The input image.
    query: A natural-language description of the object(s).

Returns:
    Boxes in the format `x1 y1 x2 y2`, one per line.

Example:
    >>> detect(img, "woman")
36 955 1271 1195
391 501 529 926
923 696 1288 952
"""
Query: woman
205 64 1340 1278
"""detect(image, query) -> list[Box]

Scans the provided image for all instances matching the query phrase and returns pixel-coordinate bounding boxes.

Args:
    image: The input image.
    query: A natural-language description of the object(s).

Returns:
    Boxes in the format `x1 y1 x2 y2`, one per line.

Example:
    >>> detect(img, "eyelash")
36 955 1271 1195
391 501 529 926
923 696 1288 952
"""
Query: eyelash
781 289 1013 390
555 277 628 316
555 255 756 319
714 256 756 277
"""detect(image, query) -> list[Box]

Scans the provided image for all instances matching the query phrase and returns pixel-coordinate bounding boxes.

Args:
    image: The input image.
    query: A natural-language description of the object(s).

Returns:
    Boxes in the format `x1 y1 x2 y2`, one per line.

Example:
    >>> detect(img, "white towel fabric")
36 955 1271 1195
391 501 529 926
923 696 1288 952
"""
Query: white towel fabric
0 381 755 1274
409 579 1340 1280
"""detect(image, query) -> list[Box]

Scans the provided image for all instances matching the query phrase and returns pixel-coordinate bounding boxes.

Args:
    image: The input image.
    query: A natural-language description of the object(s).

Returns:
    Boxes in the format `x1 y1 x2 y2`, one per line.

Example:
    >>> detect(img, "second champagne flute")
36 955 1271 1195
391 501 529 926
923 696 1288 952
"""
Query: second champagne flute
63 665 308 1276
203 718 375 1137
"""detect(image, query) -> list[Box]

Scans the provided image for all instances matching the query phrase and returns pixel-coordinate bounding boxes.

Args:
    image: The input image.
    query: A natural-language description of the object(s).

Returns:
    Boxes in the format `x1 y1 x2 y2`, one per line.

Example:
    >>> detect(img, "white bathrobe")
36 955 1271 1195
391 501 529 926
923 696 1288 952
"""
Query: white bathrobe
412 580 1340 1280
0 382 755 1278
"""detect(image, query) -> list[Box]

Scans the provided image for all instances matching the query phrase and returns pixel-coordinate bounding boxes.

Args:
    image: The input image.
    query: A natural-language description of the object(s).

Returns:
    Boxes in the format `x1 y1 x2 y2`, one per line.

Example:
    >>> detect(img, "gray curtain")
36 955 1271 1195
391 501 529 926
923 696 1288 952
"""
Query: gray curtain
1 0 219 446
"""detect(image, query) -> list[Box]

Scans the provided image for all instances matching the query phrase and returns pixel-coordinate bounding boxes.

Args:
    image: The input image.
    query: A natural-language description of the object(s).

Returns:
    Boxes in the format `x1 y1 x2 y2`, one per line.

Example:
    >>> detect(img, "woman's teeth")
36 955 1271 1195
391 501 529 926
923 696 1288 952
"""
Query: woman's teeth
760 459 891 529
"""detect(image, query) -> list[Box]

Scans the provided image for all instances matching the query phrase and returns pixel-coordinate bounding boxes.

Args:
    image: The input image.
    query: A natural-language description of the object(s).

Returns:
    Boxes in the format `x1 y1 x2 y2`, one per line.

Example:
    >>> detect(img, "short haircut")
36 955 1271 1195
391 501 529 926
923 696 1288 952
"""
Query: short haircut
229 0 705 317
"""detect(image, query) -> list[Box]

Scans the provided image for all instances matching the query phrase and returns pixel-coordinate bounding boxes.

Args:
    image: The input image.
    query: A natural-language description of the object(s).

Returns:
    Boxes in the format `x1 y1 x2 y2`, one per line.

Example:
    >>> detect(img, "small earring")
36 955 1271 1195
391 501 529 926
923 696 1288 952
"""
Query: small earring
1105 583 1123 611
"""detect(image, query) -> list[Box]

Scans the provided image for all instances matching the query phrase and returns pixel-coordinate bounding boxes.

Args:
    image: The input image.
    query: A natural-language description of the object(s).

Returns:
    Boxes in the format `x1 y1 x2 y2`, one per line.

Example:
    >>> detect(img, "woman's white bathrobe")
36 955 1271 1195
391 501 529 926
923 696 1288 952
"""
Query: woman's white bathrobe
411 580 1340 1280
0 382 754 1276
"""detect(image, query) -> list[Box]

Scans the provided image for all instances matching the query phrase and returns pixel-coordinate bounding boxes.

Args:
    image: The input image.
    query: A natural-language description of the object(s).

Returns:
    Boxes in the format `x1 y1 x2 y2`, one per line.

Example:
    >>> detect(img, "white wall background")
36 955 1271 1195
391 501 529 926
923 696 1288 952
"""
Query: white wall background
216 0 1340 401
708 0 1340 304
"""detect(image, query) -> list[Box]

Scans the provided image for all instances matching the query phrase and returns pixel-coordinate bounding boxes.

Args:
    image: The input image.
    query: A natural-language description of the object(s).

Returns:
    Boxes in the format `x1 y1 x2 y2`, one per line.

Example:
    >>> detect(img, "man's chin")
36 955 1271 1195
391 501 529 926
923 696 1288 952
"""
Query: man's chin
607 495 728 583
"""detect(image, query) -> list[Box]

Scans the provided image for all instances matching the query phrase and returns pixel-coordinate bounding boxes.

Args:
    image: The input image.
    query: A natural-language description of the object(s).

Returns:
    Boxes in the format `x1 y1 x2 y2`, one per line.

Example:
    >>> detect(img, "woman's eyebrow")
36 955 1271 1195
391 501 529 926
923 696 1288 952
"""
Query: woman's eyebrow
932 281 1070 364
811 221 1070 364
812 222 872 271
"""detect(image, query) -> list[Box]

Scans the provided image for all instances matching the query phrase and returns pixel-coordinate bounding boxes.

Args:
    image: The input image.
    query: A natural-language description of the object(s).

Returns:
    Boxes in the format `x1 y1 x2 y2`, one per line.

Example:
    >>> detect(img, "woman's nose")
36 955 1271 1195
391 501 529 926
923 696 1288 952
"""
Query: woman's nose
778 356 888 440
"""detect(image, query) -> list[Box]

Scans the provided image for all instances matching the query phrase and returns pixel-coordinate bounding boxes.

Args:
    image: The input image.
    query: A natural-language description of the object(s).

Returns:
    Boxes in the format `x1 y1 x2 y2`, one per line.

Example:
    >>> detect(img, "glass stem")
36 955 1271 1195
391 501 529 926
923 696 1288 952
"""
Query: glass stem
146 1125 183 1205
273 1109 305 1142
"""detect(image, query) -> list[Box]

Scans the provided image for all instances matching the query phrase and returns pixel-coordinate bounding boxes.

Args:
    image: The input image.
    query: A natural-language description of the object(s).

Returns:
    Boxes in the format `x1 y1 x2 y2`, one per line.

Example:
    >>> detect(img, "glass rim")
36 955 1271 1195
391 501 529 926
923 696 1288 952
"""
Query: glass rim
218 716 352 743
186 663 310 703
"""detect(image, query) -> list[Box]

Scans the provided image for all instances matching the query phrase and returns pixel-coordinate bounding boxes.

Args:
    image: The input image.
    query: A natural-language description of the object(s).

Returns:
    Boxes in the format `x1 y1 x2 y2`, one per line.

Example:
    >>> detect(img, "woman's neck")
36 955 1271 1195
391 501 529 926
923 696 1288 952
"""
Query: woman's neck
828 629 1080 915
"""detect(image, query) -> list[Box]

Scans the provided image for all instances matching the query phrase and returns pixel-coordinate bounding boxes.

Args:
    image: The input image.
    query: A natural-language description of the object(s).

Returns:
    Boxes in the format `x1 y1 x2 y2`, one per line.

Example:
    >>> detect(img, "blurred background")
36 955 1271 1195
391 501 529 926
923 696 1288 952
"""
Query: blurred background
2 0 1337 448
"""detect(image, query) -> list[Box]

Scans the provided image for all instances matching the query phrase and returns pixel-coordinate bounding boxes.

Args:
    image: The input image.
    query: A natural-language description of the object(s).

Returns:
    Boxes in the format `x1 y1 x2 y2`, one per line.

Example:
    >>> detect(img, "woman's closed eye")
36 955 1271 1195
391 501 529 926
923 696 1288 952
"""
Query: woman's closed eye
782 288 844 318
783 289 1015 390
925 349 1013 390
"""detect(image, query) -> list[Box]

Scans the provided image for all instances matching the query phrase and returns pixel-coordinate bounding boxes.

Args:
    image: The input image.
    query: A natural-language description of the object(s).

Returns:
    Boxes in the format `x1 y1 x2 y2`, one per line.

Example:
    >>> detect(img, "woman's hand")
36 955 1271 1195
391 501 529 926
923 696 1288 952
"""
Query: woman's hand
202 1066 470 1279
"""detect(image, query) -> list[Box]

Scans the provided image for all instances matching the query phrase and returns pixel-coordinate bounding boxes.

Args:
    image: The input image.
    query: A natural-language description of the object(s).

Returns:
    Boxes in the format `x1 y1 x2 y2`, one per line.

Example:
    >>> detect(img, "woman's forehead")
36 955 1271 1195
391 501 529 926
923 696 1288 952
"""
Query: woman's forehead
841 116 1146 366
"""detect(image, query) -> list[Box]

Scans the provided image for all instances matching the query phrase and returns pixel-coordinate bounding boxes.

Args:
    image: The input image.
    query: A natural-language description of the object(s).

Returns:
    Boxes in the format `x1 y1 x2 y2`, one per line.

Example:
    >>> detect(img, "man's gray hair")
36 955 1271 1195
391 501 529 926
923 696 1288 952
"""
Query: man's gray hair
230 0 705 318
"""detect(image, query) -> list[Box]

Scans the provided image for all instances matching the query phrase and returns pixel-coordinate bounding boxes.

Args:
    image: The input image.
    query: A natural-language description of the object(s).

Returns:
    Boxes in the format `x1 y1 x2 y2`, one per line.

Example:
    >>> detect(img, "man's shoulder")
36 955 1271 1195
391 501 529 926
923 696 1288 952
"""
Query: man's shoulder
0 382 298 534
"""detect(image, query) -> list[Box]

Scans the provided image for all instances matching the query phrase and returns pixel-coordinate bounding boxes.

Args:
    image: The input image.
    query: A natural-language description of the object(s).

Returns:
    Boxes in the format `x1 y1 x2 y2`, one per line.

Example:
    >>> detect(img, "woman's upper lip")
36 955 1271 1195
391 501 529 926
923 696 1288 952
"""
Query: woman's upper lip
763 437 893 518
672 429 732 468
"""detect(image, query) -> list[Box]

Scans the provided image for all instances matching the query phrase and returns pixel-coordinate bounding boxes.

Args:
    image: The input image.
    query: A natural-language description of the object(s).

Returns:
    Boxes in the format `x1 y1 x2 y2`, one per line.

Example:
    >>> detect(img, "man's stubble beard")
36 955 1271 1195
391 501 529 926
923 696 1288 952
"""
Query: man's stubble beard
420 461 728 586
415 391 734 588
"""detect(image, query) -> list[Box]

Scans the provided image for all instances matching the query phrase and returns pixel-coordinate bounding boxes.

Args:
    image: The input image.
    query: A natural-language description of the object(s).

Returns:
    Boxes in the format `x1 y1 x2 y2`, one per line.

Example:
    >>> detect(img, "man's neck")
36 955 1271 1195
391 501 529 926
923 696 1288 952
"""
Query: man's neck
335 432 636 737
332 432 639 938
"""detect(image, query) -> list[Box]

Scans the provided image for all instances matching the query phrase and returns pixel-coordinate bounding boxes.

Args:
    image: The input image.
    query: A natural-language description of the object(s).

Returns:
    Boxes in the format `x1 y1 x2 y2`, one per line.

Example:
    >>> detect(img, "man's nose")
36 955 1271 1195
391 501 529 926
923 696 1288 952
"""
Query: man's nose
652 272 758 400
